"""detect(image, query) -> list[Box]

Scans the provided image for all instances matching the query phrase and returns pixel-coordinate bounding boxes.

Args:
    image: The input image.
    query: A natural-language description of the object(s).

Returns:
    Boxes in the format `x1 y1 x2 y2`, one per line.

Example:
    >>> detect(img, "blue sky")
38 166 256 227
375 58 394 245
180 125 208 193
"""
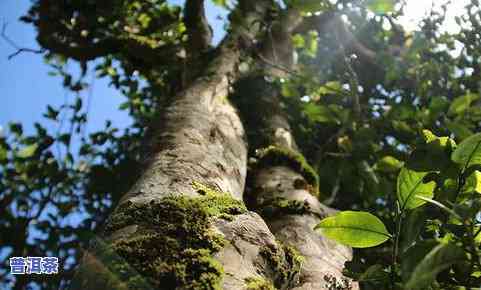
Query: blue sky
0 0 227 136
0 1 131 136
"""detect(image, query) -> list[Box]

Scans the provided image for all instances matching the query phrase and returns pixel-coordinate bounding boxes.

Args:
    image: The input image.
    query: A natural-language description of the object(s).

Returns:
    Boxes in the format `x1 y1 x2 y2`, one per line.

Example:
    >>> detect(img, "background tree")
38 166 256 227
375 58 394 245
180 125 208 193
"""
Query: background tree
1 0 481 289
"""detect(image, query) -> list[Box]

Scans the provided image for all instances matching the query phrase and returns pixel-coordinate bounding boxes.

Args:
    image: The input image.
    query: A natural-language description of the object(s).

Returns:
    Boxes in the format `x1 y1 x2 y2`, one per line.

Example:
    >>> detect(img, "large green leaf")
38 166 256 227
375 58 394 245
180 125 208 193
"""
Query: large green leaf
446 120 473 141
462 170 481 194
448 93 479 116
17 143 38 158
397 167 436 210
365 0 395 14
451 133 481 168
399 207 427 253
404 242 465 289
315 211 391 248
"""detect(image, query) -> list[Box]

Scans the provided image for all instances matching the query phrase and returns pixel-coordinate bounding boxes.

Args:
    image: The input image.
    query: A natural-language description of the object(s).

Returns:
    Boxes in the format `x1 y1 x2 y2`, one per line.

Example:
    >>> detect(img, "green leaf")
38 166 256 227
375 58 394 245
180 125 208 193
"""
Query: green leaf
415 196 460 220
397 167 436 210
374 156 404 173
365 0 395 14
409 130 456 171
304 30 318 58
290 0 329 13
451 133 481 168
448 93 479 116
0 146 7 162
399 207 427 253
404 242 465 289
358 264 389 282
463 170 481 193
303 103 339 124
446 120 473 141
212 0 227 6
318 81 342 95
315 211 391 248
17 143 38 158
292 34 305 48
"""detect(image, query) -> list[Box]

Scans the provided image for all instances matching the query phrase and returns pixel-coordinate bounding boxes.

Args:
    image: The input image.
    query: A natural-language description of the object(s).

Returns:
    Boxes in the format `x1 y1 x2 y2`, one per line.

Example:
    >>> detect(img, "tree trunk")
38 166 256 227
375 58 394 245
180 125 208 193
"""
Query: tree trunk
70 2 356 290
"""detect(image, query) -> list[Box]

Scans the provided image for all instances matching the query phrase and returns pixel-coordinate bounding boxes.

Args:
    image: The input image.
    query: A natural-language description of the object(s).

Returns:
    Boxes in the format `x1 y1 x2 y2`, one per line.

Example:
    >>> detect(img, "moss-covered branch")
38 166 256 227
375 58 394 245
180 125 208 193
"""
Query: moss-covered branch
97 186 247 290
255 145 320 196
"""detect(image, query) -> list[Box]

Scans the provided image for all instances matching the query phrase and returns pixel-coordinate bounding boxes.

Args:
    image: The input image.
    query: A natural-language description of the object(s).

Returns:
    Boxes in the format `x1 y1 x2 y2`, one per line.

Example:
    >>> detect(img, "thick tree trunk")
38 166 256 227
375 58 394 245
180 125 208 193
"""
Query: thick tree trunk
238 78 356 289
70 2 356 290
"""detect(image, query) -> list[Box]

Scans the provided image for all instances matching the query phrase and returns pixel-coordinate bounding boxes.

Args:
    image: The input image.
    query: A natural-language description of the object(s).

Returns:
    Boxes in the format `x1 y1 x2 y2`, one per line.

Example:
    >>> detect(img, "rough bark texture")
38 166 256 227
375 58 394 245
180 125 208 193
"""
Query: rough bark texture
71 2 357 290
240 79 358 290
71 2 305 290
239 22 358 289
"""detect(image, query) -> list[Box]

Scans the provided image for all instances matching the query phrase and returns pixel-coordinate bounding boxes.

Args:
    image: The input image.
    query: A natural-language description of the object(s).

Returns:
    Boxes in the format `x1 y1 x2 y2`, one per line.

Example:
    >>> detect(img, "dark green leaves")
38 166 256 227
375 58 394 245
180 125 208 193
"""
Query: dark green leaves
448 93 479 116
403 242 465 290
397 167 436 210
315 211 391 248
451 133 481 168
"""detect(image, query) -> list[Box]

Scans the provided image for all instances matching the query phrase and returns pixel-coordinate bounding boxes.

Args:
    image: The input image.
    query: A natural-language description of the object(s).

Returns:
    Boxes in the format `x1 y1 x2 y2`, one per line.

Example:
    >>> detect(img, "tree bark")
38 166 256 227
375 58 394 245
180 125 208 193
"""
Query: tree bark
70 2 356 290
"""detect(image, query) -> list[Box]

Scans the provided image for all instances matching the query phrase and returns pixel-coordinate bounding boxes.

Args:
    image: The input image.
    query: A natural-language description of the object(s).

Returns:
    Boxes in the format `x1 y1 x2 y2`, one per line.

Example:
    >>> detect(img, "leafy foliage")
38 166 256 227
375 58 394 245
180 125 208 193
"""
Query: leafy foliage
315 211 391 248
3 0 481 289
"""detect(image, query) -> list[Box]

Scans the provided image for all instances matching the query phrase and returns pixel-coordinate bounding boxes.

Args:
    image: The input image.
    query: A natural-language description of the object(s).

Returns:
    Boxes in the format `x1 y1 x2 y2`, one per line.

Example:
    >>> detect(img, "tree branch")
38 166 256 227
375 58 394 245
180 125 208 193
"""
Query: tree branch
1 22 44 60
183 0 212 52
294 13 378 64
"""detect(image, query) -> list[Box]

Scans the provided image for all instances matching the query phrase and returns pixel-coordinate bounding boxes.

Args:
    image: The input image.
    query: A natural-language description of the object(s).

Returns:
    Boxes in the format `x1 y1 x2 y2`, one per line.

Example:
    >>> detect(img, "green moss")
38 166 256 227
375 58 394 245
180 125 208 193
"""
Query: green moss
101 183 247 290
255 197 310 219
260 244 304 289
255 146 320 196
245 277 276 290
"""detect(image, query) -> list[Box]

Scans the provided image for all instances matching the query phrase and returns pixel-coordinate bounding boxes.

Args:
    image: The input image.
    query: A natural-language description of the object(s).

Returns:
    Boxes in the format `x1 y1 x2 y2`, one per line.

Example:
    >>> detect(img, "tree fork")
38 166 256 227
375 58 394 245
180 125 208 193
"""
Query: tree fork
236 18 358 289
71 1 304 289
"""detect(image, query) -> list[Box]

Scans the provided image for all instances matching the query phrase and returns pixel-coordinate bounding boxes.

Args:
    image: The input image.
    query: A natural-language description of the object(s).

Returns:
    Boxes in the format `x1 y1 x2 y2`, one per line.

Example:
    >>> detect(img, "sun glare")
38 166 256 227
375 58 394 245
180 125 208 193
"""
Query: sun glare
399 0 470 33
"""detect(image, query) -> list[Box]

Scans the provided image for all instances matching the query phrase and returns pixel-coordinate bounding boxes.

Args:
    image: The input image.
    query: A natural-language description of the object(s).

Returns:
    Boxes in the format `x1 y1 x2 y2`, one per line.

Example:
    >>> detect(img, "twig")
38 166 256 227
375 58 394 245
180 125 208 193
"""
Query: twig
1 21 44 60
254 50 302 78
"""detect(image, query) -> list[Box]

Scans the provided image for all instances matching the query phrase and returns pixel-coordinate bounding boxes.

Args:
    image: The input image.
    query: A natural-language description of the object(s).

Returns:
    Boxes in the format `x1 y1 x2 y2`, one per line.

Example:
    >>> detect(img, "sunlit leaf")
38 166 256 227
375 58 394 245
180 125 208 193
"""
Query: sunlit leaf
303 103 339 124
315 211 391 248
17 144 38 158
451 133 481 168
0 147 7 162
290 0 329 12
397 167 436 210
365 0 395 14
212 0 227 6
374 156 403 173
318 81 342 95
462 170 481 194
